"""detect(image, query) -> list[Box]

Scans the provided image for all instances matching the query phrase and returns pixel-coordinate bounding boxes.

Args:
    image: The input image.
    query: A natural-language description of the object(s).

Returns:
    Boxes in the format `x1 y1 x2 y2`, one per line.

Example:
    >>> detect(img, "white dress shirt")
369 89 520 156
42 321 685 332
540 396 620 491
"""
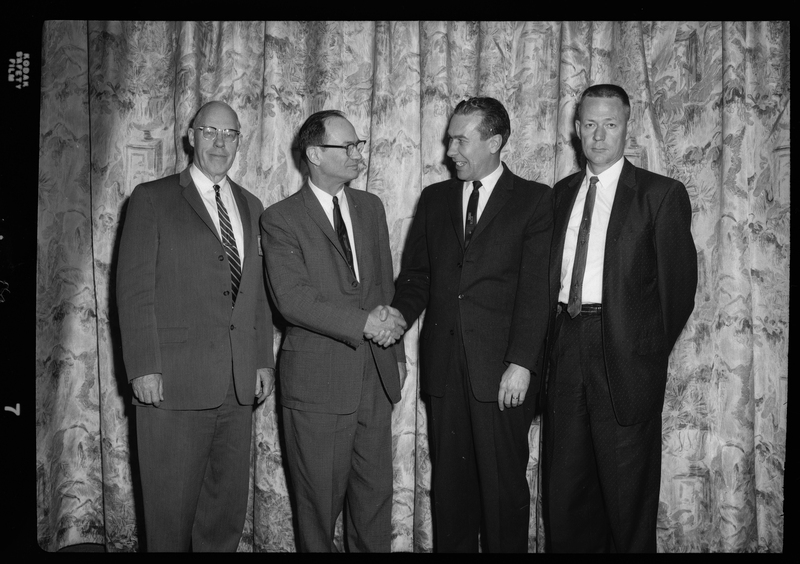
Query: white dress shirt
309 181 361 282
558 157 624 305
461 162 504 235
190 164 245 261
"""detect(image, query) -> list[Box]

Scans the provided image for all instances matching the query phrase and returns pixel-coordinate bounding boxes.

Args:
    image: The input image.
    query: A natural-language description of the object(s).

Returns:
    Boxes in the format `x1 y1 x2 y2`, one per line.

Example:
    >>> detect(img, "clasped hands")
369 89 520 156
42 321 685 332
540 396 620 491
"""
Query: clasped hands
363 305 407 347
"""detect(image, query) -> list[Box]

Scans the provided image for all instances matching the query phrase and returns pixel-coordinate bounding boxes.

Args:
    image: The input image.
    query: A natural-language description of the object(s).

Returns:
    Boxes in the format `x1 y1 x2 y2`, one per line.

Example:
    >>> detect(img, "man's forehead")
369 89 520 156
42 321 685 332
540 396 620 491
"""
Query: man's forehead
448 113 480 136
324 116 358 141
197 104 239 127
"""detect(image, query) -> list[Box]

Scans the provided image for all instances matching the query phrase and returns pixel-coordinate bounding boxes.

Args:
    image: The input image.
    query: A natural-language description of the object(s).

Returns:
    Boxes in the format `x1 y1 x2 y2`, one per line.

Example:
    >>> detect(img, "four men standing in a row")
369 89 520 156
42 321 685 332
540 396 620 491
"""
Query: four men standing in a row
117 84 696 553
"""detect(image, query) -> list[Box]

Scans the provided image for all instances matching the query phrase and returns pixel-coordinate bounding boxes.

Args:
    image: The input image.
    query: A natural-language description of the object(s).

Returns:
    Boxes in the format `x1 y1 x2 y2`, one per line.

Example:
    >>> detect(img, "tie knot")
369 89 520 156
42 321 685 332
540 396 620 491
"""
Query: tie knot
333 196 339 205
213 184 221 194
472 180 482 192
589 176 599 187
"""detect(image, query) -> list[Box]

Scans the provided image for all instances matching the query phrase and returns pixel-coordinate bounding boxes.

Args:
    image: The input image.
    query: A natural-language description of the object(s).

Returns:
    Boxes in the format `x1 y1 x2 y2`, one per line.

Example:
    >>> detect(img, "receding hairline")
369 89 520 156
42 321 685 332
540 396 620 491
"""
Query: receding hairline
193 101 241 130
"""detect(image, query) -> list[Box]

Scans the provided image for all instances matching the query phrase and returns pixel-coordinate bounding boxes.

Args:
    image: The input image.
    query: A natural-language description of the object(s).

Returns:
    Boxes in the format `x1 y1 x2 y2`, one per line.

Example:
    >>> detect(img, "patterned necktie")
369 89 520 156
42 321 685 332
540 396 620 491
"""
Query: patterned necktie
464 180 482 247
567 175 599 318
214 185 242 306
333 195 355 277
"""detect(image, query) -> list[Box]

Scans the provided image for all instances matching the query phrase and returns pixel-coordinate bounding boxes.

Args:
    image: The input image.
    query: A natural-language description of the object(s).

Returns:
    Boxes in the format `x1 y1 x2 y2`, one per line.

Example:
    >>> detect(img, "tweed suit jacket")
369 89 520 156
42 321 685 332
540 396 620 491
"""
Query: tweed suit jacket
548 158 697 425
392 163 553 403
260 183 403 415
116 167 274 410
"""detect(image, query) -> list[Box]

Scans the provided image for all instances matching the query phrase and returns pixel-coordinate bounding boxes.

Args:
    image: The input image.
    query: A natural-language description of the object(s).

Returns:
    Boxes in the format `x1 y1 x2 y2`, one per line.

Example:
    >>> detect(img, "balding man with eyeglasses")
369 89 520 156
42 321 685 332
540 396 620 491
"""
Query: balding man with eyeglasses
117 101 274 551
260 110 405 552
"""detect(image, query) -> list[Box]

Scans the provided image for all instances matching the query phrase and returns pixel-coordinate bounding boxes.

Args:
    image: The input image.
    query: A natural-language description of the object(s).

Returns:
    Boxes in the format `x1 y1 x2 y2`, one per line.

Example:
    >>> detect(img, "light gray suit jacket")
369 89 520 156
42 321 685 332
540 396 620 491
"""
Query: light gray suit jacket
260 183 402 415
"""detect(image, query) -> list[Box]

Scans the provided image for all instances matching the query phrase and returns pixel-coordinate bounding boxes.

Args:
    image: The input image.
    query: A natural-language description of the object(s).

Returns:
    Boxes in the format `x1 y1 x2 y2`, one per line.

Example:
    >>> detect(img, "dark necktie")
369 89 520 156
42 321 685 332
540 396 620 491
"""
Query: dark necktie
464 180 482 247
333 195 355 277
214 185 242 306
567 175 599 318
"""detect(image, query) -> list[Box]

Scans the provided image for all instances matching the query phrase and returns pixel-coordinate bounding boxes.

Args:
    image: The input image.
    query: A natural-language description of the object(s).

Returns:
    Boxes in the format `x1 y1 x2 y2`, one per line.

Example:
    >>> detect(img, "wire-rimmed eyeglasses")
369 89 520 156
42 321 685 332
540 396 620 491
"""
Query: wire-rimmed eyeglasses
316 140 366 158
194 125 241 143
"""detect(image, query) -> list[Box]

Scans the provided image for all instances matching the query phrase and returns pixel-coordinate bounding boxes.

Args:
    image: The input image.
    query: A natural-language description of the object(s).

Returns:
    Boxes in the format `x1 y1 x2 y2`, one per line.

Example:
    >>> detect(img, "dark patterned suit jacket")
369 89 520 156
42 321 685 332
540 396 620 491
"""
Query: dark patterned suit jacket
392 163 553 404
260 183 402 415
116 167 274 410
548 158 698 425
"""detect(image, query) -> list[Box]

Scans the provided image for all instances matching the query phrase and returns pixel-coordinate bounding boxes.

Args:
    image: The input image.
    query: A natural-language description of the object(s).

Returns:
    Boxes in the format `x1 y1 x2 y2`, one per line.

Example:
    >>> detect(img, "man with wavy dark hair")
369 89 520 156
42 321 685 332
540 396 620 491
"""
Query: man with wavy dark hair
392 96 553 552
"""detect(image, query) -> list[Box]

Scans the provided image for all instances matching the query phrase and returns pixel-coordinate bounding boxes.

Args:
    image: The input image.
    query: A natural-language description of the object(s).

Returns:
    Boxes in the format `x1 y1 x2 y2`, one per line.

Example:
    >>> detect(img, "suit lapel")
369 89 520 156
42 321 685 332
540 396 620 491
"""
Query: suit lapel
300 183 351 267
553 171 584 261
180 167 221 242
468 164 513 245
345 187 370 279
448 179 466 250
229 178 252 266
550 170 583 300
604 159 636 246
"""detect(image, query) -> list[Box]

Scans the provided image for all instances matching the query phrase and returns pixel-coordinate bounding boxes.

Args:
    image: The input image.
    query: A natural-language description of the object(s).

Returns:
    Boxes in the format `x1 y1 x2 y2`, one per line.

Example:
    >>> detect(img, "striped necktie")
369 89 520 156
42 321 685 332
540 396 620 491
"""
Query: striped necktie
214 184 242 306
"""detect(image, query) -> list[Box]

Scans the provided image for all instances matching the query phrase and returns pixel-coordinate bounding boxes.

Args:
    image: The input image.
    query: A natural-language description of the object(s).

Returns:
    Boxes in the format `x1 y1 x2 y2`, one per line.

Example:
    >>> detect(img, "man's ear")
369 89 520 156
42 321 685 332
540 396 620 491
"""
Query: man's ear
306 146 321 167
188 128 196 149
489 133 503 155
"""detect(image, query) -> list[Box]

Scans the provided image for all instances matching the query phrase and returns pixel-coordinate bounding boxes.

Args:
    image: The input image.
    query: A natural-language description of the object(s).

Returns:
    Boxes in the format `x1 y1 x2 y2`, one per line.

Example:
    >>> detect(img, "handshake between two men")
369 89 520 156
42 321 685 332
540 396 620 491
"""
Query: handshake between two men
363 305 407 347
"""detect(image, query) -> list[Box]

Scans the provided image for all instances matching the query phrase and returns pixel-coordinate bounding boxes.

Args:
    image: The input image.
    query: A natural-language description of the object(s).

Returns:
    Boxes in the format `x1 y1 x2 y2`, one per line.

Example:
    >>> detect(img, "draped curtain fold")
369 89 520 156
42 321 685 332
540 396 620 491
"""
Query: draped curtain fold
35 20 789 552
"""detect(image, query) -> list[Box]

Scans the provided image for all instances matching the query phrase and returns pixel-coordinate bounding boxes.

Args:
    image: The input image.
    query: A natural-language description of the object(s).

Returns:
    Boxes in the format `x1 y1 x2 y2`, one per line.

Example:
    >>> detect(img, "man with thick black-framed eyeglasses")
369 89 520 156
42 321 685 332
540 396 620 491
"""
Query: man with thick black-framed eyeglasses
117 100 274 551
314 139 366 158
260 109 405 552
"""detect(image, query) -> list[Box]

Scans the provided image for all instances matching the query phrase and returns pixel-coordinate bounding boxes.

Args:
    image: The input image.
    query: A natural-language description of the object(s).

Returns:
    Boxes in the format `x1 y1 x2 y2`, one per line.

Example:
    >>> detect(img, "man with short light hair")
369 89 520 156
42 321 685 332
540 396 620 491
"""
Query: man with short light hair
543 84 697 552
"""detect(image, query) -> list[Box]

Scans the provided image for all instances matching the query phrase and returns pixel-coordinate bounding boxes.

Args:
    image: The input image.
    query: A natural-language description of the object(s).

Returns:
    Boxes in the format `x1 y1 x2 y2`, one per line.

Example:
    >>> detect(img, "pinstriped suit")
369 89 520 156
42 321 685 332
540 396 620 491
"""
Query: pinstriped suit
260 182 402 551
117 167 274 550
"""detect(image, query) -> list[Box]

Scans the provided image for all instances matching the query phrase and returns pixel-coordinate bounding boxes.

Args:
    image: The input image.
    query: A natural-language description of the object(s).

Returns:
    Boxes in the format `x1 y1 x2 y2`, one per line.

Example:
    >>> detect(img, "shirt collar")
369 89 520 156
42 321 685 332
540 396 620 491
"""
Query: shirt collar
586 156 624 188
308 179 346 207
465 162 504 191
190 163 229 194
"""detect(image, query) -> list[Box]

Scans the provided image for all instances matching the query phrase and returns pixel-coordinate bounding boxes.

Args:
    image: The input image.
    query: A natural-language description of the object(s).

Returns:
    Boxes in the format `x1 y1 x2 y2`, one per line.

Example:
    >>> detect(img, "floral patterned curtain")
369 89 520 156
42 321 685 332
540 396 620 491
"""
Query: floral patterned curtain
35 21 789 552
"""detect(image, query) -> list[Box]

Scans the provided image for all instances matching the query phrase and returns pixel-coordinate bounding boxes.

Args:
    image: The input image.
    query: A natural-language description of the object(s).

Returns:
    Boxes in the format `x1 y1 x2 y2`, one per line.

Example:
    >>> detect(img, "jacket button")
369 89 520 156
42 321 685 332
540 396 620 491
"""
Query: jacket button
223 290 230 296
230 325 235 330
351 281 358 288
449 329 454 335
458 294 464 299
457 262 462 268
218 255 225 261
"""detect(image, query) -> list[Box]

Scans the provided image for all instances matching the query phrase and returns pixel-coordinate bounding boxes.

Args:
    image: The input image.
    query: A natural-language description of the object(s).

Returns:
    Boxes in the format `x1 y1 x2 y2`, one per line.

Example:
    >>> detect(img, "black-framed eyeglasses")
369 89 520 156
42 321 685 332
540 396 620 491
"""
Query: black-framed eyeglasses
194 125 241 143
316 140 366 158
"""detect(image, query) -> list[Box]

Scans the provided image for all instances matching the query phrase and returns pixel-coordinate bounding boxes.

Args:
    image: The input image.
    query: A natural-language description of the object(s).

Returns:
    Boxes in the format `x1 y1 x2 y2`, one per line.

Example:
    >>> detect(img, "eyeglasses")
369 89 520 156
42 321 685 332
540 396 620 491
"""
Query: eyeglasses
316 140 366 158
193 125 241 143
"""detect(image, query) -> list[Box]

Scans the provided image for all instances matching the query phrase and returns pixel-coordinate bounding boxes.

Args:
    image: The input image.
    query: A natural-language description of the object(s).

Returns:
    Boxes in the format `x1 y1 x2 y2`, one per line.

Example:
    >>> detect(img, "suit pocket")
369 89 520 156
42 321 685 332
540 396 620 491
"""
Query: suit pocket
158 327 188 344
279 335 332 404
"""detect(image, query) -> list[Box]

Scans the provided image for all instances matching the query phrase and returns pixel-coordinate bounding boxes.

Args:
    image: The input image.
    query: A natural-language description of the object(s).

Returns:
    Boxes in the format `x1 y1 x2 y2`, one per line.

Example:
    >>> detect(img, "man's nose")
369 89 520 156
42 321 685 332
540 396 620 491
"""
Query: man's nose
446 139 457 156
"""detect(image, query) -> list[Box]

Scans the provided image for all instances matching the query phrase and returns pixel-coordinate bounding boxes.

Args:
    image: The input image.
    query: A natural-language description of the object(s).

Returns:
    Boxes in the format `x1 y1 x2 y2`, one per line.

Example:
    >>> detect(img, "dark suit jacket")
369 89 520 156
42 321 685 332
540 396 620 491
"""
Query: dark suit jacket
260 183 402 415
548 158 697 425
117 167 274 410
392 163 553 403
